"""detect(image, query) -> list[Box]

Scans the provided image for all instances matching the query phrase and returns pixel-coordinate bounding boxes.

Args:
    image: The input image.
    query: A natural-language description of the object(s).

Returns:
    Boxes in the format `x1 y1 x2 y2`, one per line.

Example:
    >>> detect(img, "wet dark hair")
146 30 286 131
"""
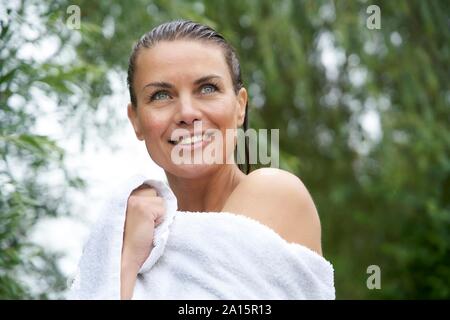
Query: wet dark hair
127 20 251 174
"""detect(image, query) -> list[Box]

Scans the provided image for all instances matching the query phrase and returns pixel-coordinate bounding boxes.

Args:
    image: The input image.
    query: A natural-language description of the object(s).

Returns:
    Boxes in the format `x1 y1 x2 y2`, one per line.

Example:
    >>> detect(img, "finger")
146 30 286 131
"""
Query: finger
154 214 164 226
133 187 157 197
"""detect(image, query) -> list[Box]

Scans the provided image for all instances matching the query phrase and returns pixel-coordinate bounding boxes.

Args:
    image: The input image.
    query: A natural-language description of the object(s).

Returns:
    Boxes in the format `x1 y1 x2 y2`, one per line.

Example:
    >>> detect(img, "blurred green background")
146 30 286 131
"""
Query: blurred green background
1 0 449 299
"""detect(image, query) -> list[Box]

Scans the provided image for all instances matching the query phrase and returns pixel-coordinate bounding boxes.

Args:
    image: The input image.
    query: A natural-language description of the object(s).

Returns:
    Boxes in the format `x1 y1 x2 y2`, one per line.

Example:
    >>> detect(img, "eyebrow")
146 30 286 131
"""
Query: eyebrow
142 74 222 92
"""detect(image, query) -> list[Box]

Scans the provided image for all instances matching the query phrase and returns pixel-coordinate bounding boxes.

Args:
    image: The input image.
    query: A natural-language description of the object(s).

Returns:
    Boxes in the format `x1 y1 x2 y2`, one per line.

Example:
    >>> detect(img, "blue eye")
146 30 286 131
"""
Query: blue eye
200 84 218 94
151 91 171 101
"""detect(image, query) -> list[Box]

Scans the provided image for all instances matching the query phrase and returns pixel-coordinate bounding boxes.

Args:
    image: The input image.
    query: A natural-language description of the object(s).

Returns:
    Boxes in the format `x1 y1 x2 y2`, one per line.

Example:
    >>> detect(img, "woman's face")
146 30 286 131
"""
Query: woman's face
128 40 247 178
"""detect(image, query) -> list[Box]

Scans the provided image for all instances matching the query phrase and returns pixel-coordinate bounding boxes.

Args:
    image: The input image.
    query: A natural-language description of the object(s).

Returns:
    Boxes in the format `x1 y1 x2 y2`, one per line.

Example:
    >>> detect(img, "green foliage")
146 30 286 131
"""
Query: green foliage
0 0 95 298
1 0 448 299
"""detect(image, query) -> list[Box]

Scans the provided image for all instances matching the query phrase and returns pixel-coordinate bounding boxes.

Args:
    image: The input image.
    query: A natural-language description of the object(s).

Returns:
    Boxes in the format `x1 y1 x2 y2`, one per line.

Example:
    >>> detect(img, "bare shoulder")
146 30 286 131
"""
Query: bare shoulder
222 168 322 255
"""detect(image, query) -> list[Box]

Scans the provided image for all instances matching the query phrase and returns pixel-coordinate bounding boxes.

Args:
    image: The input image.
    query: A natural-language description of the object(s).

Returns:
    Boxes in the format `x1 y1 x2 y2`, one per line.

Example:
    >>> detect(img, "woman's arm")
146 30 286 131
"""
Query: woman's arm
121 185 166 299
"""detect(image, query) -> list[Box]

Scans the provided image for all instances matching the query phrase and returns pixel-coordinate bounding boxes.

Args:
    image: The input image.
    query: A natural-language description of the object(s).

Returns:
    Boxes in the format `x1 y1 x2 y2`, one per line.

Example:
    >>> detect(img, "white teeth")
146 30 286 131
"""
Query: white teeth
178 135 202 145
174 133 211 145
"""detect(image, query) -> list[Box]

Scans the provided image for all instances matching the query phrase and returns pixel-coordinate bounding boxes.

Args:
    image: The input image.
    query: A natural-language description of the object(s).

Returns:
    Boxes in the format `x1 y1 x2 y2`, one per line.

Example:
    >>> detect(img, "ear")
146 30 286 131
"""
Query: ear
127 103 144 141
236 87 248 127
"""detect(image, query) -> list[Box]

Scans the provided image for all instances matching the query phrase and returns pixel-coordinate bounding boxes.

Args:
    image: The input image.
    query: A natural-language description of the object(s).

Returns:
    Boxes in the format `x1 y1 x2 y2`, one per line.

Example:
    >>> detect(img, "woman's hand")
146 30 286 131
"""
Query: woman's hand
120 184 166 299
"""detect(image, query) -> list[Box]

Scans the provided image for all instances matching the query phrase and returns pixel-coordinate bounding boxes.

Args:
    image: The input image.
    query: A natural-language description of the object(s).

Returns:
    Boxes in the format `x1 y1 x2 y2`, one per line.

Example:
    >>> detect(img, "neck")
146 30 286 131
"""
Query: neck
165 164 246 212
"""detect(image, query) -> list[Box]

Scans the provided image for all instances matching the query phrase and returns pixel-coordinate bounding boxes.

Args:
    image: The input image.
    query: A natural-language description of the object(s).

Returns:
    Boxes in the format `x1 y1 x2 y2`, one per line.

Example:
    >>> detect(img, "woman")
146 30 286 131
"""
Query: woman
70 20 334 300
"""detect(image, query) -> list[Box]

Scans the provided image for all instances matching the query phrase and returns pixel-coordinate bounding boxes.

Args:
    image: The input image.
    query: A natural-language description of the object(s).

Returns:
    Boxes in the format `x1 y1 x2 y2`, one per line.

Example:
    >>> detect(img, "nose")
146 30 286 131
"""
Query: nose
174 94 202 126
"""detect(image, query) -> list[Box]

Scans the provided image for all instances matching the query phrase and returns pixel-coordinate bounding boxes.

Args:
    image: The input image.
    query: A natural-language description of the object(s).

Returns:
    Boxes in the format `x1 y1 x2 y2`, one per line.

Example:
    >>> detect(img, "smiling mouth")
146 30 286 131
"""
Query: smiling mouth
168 132 214 146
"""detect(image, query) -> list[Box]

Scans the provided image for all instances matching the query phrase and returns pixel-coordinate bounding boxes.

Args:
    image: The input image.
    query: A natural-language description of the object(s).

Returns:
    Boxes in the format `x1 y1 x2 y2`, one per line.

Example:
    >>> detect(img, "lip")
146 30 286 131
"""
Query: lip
171 134 213 151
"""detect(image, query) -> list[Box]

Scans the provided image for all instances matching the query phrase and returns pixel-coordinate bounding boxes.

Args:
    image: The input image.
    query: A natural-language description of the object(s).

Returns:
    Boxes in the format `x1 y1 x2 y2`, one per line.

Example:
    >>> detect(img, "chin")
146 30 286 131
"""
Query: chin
166 162 220 179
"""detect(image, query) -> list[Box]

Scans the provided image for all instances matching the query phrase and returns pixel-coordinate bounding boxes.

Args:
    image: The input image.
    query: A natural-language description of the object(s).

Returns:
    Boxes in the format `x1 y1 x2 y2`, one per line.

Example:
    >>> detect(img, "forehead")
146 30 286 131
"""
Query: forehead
134 40 231 86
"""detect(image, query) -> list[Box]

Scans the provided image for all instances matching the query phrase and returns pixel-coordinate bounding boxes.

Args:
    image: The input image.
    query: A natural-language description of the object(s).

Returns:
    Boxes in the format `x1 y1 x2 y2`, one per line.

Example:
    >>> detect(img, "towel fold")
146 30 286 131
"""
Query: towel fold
68 175 335 299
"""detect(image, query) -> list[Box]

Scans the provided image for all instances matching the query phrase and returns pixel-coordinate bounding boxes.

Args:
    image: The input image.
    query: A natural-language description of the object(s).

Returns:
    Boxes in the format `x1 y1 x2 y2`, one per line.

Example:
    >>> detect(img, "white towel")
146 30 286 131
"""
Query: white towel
68 175 335 300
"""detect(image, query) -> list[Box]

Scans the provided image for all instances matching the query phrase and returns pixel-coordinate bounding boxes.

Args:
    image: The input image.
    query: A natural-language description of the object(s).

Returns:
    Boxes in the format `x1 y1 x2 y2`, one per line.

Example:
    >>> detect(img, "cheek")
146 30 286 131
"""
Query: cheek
139 111 171 166
139 111 169 138
207 96 238 127
206 97 239 160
